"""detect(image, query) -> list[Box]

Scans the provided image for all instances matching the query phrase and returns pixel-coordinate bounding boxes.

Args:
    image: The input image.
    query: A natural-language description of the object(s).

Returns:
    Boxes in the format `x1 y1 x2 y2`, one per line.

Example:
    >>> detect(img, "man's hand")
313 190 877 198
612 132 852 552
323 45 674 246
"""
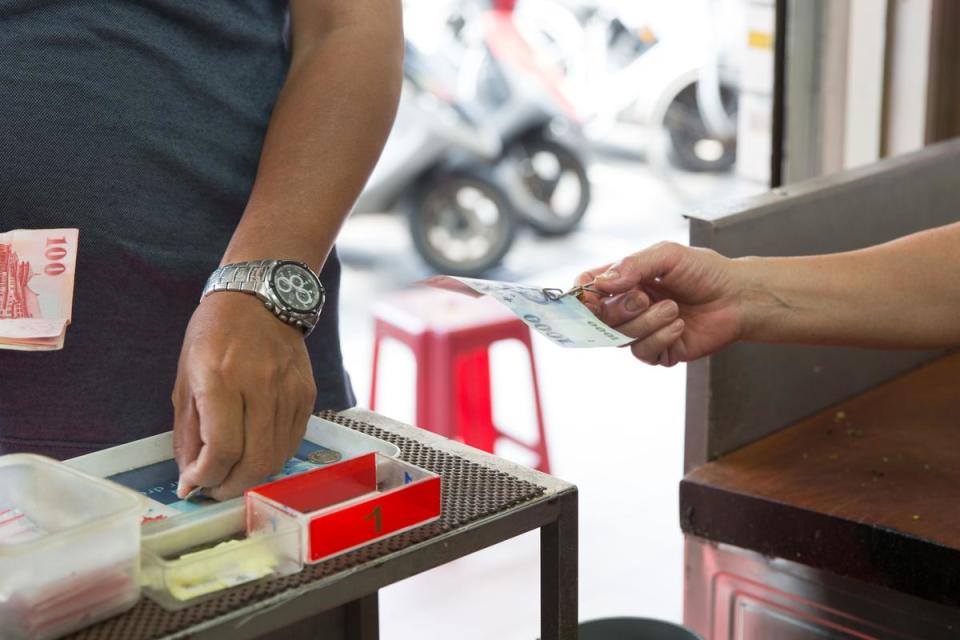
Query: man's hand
576 242 746 366
172 293 316 500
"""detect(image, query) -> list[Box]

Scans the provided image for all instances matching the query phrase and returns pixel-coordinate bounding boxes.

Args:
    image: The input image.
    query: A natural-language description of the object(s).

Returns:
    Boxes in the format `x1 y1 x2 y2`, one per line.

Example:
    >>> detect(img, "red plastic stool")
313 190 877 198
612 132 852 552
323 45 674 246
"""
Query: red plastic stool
369 287 551 473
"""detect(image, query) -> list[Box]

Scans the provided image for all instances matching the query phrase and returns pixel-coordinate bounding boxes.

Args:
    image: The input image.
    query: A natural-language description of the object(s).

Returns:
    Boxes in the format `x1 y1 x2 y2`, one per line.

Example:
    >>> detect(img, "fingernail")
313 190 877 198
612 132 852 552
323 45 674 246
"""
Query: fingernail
597 269 620 280
624 292 646 313
660 301 679 319
176 480 186 499
670 318 685 332
184 486 206 502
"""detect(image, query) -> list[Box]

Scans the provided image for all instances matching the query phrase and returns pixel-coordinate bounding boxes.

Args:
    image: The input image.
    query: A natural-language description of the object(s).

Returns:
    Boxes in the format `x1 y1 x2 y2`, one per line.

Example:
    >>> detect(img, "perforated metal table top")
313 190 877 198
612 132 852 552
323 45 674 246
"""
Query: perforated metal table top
66 409 577 640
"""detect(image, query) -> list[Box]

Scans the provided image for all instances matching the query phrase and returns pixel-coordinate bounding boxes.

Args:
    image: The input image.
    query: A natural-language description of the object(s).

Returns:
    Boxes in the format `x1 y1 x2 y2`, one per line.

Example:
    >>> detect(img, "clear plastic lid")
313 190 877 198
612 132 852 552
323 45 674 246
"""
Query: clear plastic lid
0 454 145 553
0 454 146 639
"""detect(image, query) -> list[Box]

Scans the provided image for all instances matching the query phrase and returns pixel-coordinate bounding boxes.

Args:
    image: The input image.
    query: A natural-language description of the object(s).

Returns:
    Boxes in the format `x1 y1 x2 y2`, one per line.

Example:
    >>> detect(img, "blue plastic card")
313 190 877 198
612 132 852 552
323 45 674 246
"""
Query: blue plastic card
108 442 336 515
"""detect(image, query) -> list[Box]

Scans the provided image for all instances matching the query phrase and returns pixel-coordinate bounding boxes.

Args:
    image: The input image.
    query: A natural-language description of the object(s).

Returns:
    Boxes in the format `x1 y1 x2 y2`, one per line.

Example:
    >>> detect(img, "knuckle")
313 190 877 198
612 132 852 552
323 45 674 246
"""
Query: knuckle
246 459 276 481
192 375 225 399
631 340 660 366
210 443 243 466
637 314 659 335
212 356 241 379
253 361 282 384
651 240 680 253
290 420 309 443
620 253 640 270
172 442 187 460
191 391 215 413
209 485 239 502
651 241 684 266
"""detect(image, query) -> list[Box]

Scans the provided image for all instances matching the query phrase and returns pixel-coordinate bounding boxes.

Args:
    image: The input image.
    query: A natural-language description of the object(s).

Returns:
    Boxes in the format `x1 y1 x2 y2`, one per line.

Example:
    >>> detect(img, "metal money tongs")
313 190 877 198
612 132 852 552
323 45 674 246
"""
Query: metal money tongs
541 278 602 302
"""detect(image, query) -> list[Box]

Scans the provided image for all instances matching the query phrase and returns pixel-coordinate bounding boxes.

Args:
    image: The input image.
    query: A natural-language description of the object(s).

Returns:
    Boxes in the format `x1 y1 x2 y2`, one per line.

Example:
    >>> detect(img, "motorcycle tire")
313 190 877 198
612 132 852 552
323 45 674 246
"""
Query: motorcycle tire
664 82 738 173
407 169 517 277
505 135 592 237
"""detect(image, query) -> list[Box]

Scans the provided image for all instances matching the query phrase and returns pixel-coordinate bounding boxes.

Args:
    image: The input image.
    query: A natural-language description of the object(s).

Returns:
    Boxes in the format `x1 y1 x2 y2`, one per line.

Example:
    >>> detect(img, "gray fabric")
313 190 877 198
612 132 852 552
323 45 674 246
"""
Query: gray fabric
0 1 355 458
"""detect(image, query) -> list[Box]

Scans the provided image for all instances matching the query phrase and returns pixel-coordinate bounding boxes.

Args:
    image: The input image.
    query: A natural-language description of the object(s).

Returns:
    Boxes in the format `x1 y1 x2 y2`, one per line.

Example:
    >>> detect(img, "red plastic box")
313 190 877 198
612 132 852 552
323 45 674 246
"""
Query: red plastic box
245 453 441 564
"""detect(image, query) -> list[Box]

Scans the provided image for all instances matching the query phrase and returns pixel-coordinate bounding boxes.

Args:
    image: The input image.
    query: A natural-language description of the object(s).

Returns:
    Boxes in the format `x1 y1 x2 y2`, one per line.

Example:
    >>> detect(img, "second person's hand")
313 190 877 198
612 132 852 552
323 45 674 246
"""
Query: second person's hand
575 242 746 366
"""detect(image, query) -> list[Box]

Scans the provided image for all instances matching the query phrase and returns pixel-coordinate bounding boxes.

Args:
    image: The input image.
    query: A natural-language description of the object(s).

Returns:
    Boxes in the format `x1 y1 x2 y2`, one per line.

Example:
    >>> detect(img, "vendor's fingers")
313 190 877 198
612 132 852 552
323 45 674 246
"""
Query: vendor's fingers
273 395 294 474
273 387 303 471
615 299 680 340
209 396 277 501
599 290 650 326
179 385 243 495
630 319 685 365
292 404 312 448
172 392 202 473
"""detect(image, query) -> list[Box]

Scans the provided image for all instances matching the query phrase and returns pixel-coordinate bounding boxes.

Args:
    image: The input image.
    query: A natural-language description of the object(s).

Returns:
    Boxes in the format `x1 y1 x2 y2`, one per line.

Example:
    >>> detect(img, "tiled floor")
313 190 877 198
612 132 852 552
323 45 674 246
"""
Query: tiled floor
336 153 759 639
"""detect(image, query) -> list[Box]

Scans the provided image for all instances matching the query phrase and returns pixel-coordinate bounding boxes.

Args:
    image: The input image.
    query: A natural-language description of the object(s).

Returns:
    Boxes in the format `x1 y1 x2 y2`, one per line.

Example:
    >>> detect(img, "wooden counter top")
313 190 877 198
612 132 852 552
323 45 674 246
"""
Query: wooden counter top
680 351 960 606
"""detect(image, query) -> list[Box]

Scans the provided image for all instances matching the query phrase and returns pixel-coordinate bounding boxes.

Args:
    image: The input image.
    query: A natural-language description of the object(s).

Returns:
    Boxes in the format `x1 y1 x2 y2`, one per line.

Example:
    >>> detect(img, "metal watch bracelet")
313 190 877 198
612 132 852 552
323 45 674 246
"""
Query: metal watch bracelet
203 260 276 296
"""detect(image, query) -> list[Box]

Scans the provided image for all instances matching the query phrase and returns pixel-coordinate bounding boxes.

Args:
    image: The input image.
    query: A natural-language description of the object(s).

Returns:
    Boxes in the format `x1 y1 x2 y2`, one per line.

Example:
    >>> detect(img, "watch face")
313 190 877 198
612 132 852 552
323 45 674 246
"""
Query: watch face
270 262 323 313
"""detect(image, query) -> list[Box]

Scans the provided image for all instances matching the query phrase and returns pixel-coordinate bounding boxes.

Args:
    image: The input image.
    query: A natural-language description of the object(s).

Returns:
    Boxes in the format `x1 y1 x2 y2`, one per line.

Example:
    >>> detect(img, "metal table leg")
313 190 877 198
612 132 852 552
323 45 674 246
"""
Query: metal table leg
345 592 379 640
541 491 579 640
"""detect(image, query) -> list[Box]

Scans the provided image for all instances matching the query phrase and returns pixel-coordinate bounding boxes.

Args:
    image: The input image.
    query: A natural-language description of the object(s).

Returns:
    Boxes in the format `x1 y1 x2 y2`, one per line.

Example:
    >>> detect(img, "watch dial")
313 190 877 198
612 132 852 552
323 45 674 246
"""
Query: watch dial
271 263 322 312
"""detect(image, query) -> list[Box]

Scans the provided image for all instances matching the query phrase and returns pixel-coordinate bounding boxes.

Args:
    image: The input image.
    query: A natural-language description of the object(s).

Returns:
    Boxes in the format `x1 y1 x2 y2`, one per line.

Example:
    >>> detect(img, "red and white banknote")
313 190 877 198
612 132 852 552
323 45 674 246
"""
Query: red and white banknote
0 228 79 351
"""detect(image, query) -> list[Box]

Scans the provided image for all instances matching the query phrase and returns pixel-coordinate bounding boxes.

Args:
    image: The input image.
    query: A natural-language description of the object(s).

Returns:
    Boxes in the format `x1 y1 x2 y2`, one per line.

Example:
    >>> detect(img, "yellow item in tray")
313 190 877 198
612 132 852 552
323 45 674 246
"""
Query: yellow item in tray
166 538 278 601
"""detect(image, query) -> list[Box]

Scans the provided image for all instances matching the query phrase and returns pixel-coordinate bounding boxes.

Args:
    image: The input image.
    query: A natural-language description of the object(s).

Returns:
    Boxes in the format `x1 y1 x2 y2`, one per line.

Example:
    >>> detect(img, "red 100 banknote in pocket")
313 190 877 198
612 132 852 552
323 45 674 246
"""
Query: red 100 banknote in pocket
0 228 79 351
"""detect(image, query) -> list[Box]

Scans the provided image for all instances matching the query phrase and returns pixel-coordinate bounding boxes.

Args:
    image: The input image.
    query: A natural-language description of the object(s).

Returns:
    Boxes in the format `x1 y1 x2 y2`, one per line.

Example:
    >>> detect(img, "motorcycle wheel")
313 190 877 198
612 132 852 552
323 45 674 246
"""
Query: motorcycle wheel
504 136 592 237
407 170 516 277
663 82 738 173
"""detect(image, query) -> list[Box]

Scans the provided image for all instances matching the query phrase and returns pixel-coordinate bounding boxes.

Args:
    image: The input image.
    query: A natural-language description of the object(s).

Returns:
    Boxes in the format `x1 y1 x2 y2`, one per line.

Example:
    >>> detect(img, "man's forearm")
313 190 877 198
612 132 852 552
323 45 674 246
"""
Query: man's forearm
222 1 403 271
736 222 960 349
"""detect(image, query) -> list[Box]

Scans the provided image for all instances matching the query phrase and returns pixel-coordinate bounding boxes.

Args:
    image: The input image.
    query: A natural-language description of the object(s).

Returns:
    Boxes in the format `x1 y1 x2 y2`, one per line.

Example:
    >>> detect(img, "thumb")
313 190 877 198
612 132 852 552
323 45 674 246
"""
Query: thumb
593 242 684 294
176 460 201 499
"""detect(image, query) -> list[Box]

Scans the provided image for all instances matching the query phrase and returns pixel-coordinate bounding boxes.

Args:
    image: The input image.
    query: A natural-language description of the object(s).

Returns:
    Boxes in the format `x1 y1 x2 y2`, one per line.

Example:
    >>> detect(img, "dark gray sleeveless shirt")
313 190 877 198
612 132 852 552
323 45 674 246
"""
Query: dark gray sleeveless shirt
0 1 354 459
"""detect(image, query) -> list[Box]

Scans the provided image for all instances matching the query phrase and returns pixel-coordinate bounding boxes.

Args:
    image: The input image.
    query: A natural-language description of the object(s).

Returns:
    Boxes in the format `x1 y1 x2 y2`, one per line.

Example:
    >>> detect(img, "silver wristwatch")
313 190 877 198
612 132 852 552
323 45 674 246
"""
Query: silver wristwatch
201 260 325 335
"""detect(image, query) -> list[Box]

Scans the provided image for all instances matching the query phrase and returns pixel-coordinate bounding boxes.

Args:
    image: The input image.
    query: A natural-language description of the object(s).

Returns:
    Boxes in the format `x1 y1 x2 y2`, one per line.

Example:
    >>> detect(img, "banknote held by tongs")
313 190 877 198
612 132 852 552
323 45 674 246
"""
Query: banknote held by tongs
420 275 633 348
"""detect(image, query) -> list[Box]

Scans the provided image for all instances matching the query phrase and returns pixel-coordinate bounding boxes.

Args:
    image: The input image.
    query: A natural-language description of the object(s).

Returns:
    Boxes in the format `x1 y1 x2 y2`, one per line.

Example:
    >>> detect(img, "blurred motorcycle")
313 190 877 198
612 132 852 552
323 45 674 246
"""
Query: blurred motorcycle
353 43 516 276
511 0 739 173
451 6 593 236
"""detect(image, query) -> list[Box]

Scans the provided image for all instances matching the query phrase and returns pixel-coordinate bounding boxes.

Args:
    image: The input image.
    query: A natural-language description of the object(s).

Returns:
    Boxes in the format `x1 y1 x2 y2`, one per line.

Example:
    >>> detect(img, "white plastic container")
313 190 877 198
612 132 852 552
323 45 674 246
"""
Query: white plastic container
0 454 145 640
140 505 302 610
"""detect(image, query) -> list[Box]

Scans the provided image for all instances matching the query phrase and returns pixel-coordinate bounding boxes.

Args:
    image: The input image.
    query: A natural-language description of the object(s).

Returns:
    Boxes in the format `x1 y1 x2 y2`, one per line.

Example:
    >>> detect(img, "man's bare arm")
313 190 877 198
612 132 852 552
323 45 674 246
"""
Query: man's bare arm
223 0 404 267
739 222 960 349
173 0 403 499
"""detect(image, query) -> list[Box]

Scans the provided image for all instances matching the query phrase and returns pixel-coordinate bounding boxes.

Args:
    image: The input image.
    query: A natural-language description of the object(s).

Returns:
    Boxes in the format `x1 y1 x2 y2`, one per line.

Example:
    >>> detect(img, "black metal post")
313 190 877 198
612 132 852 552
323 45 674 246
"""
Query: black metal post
540 491 579 640
345 592 379 640
771 0 788 187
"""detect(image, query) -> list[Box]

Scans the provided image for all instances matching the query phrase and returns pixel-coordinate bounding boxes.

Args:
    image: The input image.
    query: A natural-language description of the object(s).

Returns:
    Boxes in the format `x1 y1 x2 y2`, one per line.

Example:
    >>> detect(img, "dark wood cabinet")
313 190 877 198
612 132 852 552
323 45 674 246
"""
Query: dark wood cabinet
680 140 960 640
